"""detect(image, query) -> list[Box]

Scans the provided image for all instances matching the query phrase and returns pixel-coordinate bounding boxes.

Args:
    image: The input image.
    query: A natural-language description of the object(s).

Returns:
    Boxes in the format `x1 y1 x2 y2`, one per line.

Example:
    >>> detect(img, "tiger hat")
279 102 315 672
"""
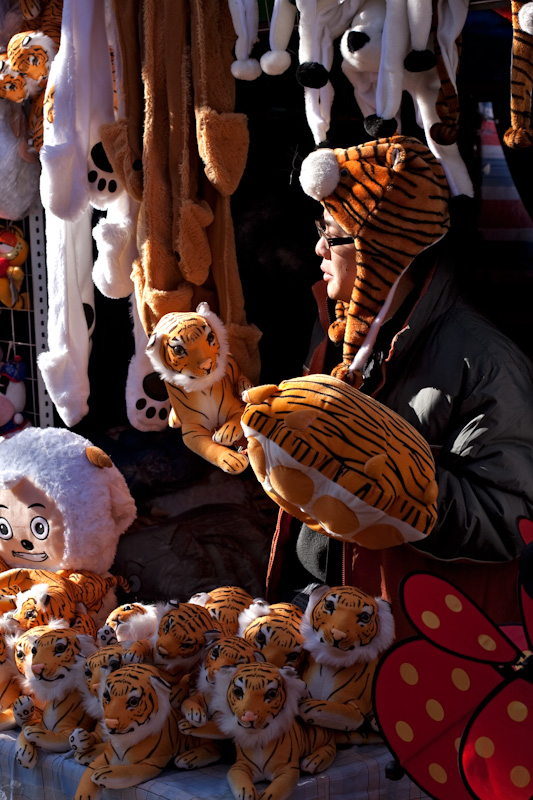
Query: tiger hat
299 135 450 386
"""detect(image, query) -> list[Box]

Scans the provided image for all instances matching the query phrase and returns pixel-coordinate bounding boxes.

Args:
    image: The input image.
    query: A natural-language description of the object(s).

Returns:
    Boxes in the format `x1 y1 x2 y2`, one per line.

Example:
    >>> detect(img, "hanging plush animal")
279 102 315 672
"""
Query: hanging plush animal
0 224 29 310
146 302 253 474
209 662 337 800
504 0 533 148
299 135 450 384
189 585 256 635
298 584 394 742
11 622 98 769
241 375 438 548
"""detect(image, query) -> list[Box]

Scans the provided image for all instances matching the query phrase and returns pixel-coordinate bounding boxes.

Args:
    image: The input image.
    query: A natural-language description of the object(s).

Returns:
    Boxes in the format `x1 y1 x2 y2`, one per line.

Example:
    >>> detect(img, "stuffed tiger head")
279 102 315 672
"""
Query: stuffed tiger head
241 374 438 548
189 586 255 635
197 636 264 689
13 623 97 701
103 601 162 643
13 583 79 630
239 603 305 672
0 60 28 103
301 584 395 667
81 642 125 719
299 136 450 385
101 663 173 744
7 31 57 88
211 661 306 747
152 603 222 672
146 302 229 393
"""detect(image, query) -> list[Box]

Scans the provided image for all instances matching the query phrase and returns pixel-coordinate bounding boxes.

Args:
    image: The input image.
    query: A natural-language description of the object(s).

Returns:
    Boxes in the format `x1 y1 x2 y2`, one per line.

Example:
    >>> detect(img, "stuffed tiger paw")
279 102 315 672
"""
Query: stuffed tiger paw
146 303 252 475
12 694 38 727
69 726 98 756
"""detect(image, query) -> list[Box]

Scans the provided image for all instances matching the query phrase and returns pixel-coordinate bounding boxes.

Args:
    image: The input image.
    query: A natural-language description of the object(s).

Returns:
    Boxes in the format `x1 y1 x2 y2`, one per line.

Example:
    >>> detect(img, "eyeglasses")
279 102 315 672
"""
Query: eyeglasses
315 219 353 249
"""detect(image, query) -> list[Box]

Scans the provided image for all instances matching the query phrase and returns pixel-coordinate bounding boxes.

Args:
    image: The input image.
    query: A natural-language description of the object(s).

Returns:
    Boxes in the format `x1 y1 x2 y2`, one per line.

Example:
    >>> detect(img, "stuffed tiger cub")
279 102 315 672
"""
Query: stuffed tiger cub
73 663 181 798
12 623 98 769
298 584 395 743
209 662 337 800
0 622 24 731
98 601 164 646
189 585 256 635
146 302 252 474
239 602 306 673
69 642 126 765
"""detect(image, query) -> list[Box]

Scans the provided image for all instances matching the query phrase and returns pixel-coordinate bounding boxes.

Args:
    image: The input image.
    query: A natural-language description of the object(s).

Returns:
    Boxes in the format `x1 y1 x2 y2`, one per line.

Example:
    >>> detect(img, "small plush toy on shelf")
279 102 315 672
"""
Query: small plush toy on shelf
0 354 30 439
0 224 30 310
0 426 137 623
146 302 253 475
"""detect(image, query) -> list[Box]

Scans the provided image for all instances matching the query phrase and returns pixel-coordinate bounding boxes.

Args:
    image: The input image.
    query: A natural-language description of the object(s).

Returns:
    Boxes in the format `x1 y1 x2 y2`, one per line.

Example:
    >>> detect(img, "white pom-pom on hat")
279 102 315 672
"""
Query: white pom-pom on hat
260 49 292 75
231 58 262 80
299 148 340 201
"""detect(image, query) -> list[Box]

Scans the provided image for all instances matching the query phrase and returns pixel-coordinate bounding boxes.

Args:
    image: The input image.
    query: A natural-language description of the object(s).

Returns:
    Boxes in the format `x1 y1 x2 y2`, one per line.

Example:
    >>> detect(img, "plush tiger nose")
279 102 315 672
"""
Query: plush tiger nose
241 710 258 722
157 646 169 656
200 358 213 370
31 663 45 675
331 627 347 641
105 718 119 728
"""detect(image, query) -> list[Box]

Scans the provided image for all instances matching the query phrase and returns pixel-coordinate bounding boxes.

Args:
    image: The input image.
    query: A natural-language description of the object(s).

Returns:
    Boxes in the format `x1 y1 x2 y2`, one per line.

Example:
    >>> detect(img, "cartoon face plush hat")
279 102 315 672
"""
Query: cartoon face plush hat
0 426 136 573
299 135 450 386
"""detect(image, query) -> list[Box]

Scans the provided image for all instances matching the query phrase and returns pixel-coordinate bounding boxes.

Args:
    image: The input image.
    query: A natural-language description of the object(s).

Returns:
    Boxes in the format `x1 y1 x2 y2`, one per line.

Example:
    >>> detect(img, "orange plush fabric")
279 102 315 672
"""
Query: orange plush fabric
299 136 450 387
241 374 438 549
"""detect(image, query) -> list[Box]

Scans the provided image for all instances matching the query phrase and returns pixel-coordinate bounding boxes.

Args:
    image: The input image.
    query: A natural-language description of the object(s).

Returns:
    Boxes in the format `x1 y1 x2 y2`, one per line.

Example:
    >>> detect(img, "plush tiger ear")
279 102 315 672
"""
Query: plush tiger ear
387 142 406 171
85 446 113 469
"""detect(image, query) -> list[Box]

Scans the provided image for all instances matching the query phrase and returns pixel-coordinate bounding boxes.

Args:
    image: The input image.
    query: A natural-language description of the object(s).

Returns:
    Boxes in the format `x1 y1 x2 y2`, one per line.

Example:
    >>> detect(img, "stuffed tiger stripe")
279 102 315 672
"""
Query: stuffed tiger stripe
299 136 450 387
239 602 306 673
242 374 438 548
189 585 256 635
504 0 533 148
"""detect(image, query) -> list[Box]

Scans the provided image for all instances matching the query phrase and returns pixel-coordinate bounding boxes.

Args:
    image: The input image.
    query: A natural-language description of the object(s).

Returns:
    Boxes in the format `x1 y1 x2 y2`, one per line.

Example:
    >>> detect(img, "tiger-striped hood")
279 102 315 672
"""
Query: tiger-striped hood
300 135 450 387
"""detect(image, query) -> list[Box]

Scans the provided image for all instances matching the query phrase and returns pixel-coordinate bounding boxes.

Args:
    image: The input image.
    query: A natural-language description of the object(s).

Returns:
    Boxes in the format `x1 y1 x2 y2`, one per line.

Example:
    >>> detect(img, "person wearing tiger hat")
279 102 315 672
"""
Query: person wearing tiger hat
267 134 533 640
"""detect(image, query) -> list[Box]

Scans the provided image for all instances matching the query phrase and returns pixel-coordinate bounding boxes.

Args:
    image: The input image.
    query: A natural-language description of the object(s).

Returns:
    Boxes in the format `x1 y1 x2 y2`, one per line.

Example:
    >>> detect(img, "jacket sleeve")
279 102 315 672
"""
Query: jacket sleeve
412 353 533 562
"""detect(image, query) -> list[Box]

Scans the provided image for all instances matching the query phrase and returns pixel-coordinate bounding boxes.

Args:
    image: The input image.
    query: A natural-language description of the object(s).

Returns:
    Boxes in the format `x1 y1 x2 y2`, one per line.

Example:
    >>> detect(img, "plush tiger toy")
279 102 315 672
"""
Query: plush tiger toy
146 302 253 475
299 135 450 387
298 584 395 743
181 635 264 731
208 662 337 800
0 567 129 636
11 623 98 769
189 585 256 635
238 602 306 673
98 601 165 646
69 642 126 765
124 602 223 707
73 663 181 798
241 375 438 548
0 621 25 731
504 0 533 148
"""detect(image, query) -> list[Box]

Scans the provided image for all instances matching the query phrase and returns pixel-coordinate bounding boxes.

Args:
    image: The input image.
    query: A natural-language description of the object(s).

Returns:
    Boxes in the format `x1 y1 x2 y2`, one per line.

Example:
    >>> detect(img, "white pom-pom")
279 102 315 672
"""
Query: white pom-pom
519 3 533 34
231 58 262 81
299 149 340 201
260 49 292 76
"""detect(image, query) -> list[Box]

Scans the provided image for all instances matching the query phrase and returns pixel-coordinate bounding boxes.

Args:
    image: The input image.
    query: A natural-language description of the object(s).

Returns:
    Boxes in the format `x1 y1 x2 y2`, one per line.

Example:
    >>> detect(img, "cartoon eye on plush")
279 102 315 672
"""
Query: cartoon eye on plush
30 516 49 539
373 517 533 800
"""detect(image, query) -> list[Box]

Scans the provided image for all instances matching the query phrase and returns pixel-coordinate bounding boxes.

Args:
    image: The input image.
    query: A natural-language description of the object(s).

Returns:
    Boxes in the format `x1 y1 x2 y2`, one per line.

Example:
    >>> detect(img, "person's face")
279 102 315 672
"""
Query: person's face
0 477 66 569
315 210 357 303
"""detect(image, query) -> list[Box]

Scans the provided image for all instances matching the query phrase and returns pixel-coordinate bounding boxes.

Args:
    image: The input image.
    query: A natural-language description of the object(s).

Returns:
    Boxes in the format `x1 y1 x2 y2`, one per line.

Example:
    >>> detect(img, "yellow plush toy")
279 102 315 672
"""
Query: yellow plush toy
241 374 438 549
146 302 253 474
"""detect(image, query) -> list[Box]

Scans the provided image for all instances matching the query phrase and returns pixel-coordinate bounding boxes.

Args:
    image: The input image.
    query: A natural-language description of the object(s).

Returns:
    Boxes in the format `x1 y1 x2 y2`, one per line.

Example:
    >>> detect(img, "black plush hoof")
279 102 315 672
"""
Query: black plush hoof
364 114 398 139
296 61 329 88
404 48 436 72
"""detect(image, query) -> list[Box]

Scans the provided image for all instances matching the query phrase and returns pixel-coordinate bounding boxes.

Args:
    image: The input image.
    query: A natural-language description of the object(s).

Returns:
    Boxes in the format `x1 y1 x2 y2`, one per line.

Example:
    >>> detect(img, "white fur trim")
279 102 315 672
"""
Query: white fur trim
237 599 272 635
519 4 533 33
299 148 340 201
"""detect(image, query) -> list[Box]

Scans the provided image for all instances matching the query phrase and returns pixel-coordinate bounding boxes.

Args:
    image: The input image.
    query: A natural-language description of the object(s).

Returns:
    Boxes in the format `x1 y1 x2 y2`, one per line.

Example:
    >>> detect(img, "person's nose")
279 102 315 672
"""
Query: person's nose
316 237 330 259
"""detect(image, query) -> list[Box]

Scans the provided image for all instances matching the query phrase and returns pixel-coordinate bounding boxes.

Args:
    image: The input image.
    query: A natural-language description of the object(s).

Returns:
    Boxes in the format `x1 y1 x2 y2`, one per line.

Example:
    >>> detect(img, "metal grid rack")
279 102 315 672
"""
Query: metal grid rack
0 200 53 428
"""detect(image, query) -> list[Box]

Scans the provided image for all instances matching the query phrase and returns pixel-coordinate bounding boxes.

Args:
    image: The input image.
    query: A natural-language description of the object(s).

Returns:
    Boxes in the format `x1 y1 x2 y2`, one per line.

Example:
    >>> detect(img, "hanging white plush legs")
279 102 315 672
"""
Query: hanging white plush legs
125 296 171 432
260 0 297 75
37 208 95 427
227 0 262 80
92 190 139 300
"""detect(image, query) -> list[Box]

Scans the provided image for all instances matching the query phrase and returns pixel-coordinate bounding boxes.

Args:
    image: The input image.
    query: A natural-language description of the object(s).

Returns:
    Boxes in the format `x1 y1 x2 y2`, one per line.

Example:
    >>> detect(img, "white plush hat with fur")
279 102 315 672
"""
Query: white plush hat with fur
0 426 136 573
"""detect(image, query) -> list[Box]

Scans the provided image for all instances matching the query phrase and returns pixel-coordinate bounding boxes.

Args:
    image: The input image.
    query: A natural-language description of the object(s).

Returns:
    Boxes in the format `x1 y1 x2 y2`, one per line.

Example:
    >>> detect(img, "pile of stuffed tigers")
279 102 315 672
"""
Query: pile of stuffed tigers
0 581 395 800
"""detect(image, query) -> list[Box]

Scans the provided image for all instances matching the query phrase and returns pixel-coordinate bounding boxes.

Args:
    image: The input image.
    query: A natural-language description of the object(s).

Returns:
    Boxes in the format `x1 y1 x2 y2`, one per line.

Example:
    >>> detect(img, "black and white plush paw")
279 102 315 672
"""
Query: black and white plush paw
128 371 171 432
88 141 123 210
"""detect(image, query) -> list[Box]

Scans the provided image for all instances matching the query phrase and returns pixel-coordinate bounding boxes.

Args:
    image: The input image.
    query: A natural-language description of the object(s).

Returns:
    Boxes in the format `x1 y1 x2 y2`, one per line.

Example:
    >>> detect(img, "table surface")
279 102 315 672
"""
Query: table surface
0 731 429 800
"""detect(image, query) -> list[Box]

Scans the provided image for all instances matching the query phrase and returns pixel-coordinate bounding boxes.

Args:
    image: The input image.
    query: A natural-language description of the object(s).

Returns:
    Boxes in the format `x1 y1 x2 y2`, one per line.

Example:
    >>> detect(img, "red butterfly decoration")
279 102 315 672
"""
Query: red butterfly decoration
373 518 533 800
